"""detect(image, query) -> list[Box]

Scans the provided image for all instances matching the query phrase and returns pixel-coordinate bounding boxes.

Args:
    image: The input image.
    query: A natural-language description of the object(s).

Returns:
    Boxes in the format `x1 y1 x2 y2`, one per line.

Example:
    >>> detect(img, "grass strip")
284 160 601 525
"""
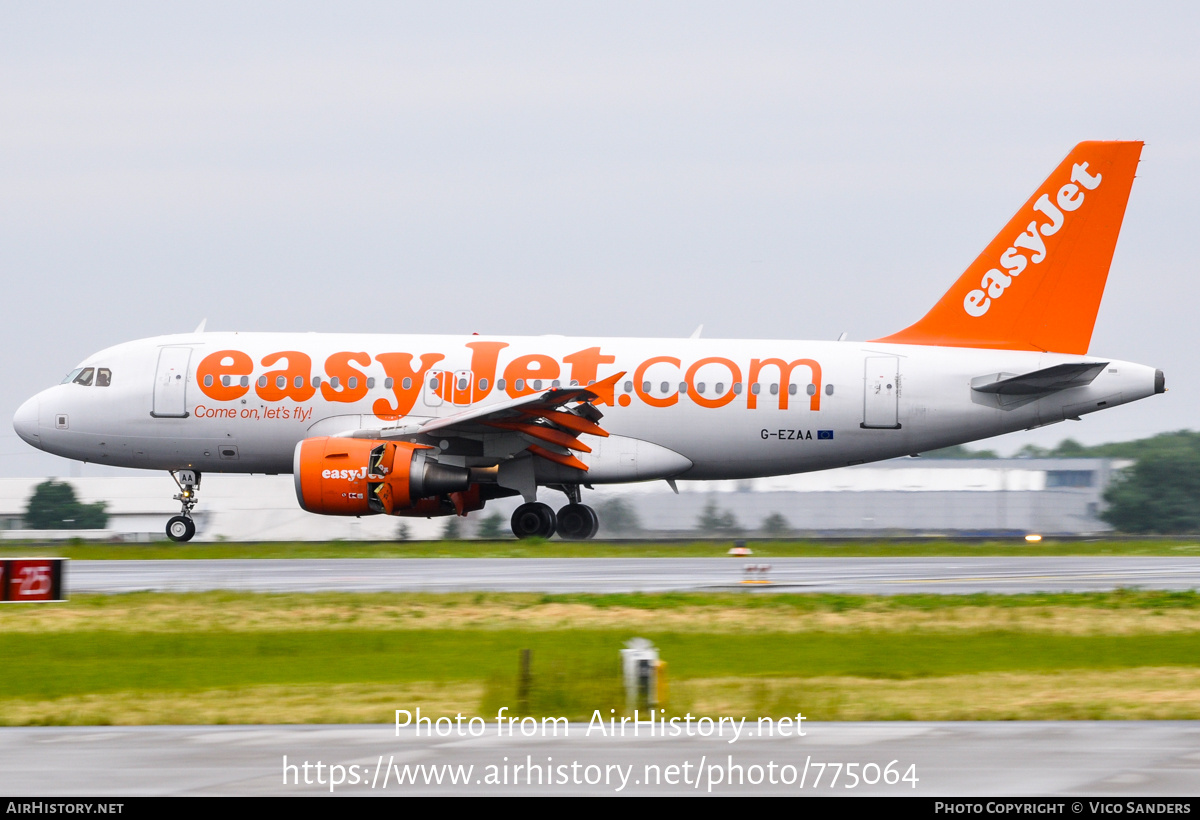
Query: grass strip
3 590 1199 724
1 538 1199 559
8 669 1200 725
4 629 1200 697
7 590 1200 634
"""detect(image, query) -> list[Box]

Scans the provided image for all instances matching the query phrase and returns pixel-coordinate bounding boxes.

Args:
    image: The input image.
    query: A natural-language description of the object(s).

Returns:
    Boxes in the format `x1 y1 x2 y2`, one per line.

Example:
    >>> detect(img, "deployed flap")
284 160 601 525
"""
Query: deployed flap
971 362 1108 396
343 372 626 473
873 141 1142 354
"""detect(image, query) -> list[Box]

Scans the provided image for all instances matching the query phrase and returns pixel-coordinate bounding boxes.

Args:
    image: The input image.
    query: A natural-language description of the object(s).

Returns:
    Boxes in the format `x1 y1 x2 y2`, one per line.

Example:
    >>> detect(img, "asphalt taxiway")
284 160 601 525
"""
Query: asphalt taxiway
66 556 1200 595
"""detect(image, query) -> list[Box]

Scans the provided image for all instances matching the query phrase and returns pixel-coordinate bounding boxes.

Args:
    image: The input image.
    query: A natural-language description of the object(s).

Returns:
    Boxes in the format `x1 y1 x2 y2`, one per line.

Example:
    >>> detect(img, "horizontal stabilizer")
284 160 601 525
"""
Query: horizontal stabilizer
971 362 1108 396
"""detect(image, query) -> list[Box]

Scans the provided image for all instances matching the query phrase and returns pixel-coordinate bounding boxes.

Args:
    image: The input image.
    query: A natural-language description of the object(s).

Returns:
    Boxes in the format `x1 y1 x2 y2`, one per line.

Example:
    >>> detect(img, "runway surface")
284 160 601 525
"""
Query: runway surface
68 556 1200 595
2 722 1197 796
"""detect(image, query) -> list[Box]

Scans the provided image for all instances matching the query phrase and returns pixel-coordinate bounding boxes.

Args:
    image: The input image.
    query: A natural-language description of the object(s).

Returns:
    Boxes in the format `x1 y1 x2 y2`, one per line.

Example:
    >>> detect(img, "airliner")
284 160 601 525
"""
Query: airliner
12 141 1163 541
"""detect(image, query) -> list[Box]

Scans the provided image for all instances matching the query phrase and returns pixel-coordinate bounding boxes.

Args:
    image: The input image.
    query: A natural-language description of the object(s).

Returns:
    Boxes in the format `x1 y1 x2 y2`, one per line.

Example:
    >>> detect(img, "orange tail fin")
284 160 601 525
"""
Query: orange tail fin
872 141 1142 354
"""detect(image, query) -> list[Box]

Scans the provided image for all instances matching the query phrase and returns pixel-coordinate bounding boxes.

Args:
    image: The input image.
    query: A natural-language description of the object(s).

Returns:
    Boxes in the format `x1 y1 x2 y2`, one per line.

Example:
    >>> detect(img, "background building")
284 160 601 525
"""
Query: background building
598 458 1124 537
0 457 1124 541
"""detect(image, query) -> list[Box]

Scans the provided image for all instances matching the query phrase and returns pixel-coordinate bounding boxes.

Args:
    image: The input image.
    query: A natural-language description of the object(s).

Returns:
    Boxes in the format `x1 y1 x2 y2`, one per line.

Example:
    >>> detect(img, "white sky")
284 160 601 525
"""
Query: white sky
2 1 1197 477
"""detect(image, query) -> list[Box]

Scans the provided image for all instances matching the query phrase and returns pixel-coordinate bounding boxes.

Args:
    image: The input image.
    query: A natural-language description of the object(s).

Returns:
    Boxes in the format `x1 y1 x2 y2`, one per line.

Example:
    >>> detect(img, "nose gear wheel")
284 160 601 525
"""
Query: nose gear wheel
166 515 196 543
165 470 201 543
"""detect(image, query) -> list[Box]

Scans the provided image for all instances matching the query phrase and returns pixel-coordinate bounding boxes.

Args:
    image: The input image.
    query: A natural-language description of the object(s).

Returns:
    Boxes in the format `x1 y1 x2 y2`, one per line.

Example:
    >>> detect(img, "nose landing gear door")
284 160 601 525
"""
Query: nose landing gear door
151 347 193 419
862 356 901 429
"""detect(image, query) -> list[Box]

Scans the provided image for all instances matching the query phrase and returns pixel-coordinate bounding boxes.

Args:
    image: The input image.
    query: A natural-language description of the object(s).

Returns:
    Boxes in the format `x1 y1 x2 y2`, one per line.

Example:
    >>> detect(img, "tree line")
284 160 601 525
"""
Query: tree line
929 430 1200 534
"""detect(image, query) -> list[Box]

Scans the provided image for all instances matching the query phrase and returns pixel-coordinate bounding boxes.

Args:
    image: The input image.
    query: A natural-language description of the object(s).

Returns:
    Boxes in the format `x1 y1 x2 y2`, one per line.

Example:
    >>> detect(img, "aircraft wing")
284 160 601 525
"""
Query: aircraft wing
341 372 625 472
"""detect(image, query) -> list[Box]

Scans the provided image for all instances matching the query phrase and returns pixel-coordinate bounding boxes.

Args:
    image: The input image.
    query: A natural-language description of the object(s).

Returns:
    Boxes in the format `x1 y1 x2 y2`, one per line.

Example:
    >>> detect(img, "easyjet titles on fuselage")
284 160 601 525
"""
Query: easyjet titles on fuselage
193 340 825 421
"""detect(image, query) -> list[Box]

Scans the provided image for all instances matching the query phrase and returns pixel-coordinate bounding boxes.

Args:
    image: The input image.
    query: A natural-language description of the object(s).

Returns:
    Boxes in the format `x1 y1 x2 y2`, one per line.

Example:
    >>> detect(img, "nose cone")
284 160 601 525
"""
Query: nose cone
13 395 40 447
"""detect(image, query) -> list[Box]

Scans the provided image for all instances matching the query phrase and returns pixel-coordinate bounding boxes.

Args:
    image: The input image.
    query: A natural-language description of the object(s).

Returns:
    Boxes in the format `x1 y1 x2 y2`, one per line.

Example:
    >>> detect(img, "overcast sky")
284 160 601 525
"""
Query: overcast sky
2 1 1197 477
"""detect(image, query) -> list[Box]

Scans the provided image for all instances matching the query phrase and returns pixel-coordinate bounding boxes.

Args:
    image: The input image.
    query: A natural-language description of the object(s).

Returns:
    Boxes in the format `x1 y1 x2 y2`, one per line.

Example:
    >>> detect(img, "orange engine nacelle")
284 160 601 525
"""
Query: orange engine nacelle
293 437 480 517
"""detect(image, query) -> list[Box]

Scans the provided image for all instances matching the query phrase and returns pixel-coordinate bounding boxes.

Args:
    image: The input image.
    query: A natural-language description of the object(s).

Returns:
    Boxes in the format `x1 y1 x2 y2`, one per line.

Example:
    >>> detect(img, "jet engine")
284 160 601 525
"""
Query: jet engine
293 436 483 517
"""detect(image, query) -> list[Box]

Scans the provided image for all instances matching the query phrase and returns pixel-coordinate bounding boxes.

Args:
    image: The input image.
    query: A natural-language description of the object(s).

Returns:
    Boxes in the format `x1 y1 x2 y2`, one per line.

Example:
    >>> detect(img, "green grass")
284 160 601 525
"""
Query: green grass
539 588 1200 612
16 587 1200 618
5 590 1200 723
5 626 1200 698
2 537 1199 559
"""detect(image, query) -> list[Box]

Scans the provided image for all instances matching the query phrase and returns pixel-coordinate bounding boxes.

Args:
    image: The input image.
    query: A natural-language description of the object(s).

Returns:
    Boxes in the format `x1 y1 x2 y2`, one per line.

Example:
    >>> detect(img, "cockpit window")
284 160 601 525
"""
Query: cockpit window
96 368 112 387
72 368 95 386
61 368 83 385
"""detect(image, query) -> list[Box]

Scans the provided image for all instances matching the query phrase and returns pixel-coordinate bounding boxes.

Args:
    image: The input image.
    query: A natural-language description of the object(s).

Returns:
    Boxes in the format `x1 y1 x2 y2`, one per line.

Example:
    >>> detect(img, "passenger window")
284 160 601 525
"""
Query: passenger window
624 381 633 393
497 379 505 390
788 384 797 396
258 376 267 388
276 376 287 389
385 378 394 389
96 368 112 387
715 383 725 394
479 378 489 390
348 377 358 390
751 383 761 395
240 376 249 388
806 383 817 396
825 384 834 396
294 376 304 389
642 381 651 393
733 383 743 395
206 375 215 388
679 382 688 394
533 380 543 390
401 378 411 390
367 377 376 389
769 383 779 396
697 382 706 394
73 368 95 386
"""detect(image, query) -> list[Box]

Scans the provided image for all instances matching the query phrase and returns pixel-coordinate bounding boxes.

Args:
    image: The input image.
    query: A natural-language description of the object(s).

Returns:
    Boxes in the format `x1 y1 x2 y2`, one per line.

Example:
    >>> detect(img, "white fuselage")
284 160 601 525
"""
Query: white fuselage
13 332 1161 484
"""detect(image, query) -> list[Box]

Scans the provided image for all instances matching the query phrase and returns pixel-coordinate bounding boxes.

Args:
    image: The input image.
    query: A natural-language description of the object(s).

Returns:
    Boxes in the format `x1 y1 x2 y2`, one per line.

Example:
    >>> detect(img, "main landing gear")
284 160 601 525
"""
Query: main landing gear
510 485 599 541
511 502 558 539
166 470 200 543
555 503 599 540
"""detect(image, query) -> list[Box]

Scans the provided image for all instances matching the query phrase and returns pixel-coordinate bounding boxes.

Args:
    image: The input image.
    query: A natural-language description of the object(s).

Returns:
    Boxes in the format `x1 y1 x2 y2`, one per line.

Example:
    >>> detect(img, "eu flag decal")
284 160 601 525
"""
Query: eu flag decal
817 430 834 440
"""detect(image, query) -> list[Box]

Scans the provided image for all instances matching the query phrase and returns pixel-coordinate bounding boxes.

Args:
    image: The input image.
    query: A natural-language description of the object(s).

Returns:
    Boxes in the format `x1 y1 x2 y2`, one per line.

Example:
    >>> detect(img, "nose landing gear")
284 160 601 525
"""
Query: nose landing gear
166 515 195 542
166 470 200 543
